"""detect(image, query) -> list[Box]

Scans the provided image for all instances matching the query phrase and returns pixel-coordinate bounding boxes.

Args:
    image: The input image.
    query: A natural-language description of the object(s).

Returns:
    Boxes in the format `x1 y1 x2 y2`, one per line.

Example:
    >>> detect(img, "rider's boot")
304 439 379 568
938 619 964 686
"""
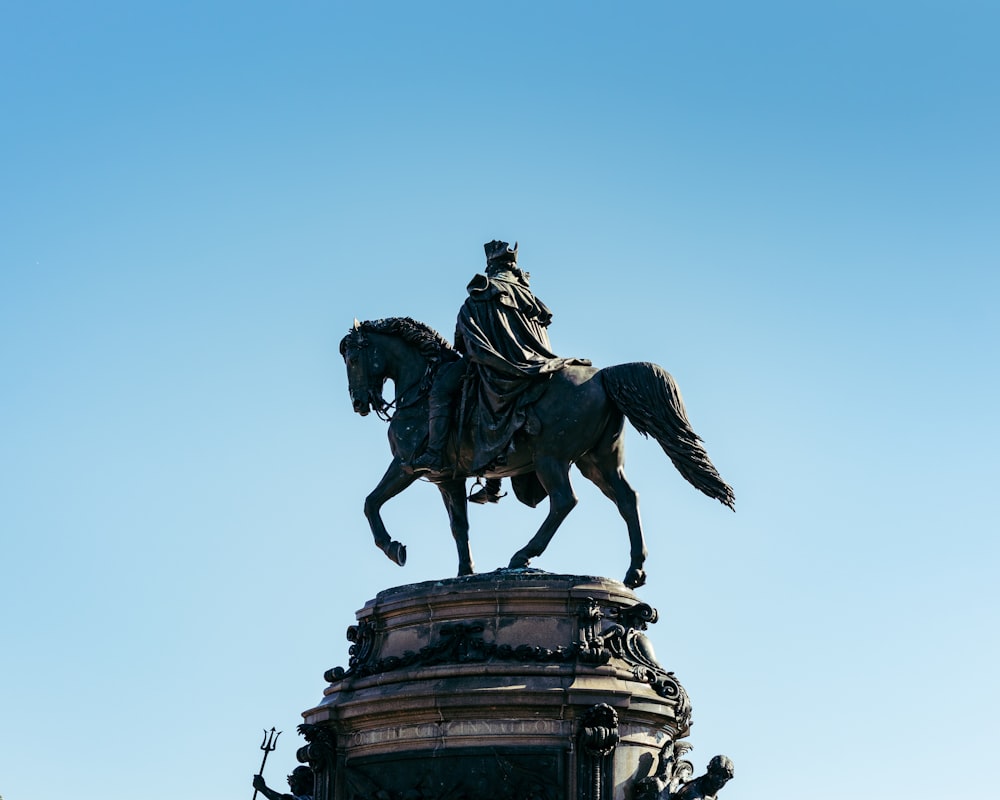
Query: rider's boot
409 414 449 474
469 478 504 504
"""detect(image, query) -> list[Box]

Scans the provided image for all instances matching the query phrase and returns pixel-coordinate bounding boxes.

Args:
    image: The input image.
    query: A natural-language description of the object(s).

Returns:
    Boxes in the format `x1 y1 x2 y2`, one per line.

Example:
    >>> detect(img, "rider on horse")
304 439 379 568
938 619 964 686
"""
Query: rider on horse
409 240 588 498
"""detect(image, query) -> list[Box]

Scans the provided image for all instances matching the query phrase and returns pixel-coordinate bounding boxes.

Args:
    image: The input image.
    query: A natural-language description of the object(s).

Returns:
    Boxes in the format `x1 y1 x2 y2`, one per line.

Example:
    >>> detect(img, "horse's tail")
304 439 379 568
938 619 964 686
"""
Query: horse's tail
601 362 735 510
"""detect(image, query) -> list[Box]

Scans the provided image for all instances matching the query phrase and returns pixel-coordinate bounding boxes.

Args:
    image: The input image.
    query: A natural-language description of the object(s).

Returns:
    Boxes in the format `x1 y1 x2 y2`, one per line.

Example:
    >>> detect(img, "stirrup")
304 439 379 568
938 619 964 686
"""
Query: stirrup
468 479 506 504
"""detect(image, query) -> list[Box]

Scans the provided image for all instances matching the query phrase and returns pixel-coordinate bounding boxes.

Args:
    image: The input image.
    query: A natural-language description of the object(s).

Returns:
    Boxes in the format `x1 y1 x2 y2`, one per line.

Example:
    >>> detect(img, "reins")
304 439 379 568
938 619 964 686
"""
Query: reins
374 362 437 421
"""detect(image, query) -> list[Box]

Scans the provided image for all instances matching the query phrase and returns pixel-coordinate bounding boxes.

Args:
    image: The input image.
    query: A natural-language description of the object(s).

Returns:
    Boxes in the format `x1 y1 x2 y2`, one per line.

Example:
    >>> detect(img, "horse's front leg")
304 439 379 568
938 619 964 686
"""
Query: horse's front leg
508 458 577 570
437 478 474 577
364 458 418 567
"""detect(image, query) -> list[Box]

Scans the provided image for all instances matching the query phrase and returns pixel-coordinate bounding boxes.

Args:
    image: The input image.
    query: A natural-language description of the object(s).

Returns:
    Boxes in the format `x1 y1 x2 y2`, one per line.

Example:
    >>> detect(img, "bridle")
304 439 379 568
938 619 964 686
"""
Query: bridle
347 331 436 423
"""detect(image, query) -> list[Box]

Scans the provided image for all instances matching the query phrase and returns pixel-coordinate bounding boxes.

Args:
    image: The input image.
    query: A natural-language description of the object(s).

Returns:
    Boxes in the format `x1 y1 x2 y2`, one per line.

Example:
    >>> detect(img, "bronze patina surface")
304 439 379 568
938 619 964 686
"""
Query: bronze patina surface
341 323 732 589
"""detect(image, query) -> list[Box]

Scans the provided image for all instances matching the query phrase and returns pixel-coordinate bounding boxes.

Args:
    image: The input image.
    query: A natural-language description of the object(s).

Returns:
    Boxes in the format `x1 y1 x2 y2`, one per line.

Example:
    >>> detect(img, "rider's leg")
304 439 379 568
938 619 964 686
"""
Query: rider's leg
411 412 449 471
410 360 464 473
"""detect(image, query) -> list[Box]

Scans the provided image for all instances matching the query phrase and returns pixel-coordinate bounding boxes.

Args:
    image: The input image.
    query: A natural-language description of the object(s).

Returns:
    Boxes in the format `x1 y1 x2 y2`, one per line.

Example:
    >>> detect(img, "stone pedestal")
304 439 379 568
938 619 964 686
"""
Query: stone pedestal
299 570 696 800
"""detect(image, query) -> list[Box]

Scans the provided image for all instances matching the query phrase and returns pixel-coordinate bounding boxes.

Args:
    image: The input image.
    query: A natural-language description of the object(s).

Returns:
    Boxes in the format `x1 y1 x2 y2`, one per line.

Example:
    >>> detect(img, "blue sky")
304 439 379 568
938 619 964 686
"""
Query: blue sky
1 2 997 799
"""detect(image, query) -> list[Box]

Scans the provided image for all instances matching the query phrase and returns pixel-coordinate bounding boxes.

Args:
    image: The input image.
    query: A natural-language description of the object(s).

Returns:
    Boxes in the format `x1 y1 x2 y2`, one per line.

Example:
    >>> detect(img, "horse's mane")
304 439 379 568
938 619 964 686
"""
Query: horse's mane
340 317 458 366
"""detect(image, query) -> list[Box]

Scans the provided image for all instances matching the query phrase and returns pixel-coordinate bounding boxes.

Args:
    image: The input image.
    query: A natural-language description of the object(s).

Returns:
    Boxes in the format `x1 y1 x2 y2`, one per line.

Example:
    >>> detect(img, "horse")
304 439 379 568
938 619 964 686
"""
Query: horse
340 317 734 588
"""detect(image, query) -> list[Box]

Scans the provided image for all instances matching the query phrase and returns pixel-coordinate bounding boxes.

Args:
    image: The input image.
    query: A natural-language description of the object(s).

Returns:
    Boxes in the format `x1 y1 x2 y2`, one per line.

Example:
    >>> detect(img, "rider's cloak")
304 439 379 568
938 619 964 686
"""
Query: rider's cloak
455 268 587 472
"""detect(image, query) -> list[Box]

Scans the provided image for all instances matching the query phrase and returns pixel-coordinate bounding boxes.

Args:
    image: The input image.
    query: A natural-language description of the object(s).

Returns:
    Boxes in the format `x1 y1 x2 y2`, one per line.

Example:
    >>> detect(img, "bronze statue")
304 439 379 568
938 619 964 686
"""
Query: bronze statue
340 243 734 589
252 766 314 800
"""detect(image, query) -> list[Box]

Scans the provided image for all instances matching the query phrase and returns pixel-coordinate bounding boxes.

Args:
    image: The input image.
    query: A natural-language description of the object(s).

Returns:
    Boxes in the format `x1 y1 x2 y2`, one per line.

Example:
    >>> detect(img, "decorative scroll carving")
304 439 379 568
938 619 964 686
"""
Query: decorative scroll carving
578 704 619 800
324 618 380 682
323 601 690 732
576 600 692 732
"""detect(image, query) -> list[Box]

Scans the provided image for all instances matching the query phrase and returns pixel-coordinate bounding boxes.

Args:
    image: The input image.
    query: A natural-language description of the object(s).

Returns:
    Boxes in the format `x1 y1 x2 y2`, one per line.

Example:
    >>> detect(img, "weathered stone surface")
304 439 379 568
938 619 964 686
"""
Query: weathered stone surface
299 570 694 800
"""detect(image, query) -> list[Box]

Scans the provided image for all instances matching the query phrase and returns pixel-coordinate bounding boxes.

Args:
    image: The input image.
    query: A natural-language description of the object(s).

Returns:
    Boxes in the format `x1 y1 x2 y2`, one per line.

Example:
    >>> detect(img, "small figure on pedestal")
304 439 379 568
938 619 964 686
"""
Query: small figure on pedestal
634 747 732 800
252 765 314 800
671 755 734 800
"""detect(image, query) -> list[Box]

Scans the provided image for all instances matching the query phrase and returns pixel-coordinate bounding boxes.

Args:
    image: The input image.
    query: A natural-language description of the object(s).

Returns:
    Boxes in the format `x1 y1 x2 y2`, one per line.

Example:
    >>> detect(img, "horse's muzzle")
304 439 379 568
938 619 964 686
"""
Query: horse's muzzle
351 393 371 416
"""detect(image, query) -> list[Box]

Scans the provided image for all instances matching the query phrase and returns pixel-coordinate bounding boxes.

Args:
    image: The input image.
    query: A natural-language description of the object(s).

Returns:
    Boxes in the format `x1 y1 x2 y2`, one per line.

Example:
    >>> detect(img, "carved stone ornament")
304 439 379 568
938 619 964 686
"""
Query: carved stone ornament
324 620 379 681
296 722 336 773
576 599 692 732
578 704 619 800
325 620 576 683
324 600 689 729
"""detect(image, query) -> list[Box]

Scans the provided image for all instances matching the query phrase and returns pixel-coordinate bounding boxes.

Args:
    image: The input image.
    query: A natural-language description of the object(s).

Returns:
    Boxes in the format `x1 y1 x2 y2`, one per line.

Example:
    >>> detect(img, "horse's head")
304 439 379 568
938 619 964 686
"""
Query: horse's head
339 317 457 419
339 322 388 417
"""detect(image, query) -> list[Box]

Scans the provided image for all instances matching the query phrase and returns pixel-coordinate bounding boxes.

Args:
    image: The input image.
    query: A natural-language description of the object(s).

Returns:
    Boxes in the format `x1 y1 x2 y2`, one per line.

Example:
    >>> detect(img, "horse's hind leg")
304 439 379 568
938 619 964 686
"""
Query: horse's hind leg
576 448 647 589
437 478 474 577
509 457 577 570
365 458 418 567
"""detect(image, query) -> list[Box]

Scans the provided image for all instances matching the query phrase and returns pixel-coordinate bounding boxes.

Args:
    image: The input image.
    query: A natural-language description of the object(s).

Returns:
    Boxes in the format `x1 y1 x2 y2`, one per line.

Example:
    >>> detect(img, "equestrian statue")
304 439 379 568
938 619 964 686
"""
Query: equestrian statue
340 240 734 588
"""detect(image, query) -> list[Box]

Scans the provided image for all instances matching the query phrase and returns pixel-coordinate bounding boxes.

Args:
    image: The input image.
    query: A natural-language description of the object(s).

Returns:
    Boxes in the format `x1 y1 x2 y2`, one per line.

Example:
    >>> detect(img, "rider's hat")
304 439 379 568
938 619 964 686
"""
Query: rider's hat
484 240 518 266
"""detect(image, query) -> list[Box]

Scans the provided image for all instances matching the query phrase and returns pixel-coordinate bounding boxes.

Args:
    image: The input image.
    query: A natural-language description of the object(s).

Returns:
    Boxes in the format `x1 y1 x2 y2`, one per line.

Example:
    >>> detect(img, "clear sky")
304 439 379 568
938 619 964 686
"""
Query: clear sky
1 2 997 799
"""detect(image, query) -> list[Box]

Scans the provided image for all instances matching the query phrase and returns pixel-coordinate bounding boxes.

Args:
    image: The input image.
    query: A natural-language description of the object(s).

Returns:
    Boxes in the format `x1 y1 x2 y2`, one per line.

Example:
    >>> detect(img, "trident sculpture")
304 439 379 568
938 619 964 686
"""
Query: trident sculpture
252 727 281 800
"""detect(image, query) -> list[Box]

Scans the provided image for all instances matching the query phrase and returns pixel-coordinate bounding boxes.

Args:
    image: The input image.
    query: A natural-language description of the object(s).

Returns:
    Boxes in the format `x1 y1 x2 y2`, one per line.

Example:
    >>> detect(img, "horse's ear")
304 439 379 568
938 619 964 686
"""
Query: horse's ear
353 318 360 330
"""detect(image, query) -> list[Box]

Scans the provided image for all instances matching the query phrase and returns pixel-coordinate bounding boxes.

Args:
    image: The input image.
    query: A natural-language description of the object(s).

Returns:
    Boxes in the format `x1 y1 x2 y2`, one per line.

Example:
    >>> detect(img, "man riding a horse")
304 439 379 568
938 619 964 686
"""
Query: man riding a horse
409 240 589 492
340 241 733 588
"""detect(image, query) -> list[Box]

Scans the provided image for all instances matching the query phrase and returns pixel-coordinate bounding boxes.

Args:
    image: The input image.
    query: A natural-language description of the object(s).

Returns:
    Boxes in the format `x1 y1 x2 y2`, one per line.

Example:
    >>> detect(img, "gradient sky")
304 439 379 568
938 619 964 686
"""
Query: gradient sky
2 3 997 799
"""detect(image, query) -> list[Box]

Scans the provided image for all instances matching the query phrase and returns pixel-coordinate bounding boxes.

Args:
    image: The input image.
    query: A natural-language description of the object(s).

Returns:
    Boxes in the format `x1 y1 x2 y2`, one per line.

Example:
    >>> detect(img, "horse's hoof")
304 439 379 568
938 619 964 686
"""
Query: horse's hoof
457 564 475 577
508 553 531 569
386 541 407 566
624 568 646 589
